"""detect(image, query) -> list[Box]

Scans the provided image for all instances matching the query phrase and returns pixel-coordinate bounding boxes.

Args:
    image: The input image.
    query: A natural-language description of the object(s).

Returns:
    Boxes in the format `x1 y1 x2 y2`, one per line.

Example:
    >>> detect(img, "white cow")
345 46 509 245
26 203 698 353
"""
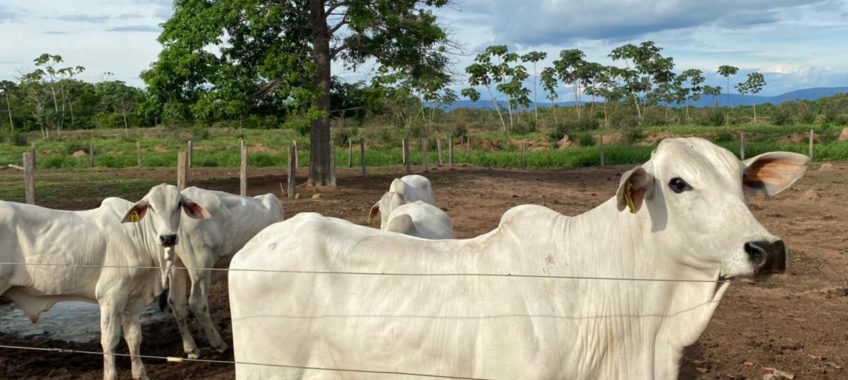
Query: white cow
0 184 210 380
368 174 435 228
229 138 808 379
166 187 284 358
383 200 456 239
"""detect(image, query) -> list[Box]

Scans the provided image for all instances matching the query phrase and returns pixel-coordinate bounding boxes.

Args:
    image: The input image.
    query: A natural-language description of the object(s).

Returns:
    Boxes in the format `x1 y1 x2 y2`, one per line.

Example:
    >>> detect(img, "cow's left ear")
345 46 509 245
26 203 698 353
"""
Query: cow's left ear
616 166 654 213
122 200 149 223
743 152 809 196
368 202 380 224
181 199 211 220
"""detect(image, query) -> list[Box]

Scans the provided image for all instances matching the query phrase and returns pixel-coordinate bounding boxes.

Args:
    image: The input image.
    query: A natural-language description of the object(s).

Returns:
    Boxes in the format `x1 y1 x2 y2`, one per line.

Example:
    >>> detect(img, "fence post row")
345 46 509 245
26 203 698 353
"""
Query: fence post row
187 140 193 168
403 138 411 173
360 139 367 177
329 141 336 187
240 139 248 196
422 138 429 172
177 151 188 191
287 144 297 198
599 134 605 167
23 152 35 205
809 129 814 160
437 138 443 167
448 138 454 165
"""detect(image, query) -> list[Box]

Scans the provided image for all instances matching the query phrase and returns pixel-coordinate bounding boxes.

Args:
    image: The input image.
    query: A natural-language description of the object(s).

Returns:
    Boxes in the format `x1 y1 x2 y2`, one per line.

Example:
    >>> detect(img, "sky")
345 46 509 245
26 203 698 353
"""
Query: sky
1 0 847 98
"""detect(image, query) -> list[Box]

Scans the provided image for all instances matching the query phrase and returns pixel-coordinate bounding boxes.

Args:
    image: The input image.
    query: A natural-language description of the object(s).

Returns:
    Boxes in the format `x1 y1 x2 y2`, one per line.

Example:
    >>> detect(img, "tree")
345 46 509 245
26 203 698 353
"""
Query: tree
540 66 559 124
609 41 674 124
96 79 144 131
735 80 750 123
145 0 453 186
520 51 547 122
744 72 766 124
0 80 16 133
552 49 586 119
676 69 704 122
464 45 528 133
717 65 739 124
703 85 721 109
20 54 85 136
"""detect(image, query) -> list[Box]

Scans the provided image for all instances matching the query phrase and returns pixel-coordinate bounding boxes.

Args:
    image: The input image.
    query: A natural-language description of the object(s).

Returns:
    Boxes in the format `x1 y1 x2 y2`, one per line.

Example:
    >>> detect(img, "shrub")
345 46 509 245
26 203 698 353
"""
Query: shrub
511 119 537 135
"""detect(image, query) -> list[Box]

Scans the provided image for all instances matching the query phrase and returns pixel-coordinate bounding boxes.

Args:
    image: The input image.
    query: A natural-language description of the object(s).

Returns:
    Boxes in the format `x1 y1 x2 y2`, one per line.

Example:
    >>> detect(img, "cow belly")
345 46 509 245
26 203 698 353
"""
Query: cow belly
3 287 94 322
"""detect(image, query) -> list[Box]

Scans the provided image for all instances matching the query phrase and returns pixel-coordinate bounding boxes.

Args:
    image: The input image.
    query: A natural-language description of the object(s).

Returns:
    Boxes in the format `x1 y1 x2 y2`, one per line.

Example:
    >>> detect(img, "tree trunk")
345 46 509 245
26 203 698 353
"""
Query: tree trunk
308 0 333 186
574 85 581 120
485 85 507 133
4 92 13 133
533 63 538 122
752 95 757 124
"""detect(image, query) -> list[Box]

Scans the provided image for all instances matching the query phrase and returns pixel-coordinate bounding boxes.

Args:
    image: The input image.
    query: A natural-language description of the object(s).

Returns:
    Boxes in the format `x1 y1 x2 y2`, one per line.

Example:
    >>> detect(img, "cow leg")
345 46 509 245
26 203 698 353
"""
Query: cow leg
189 273 227 353
99 302 123 380
168 267 200 358
121 312 149 380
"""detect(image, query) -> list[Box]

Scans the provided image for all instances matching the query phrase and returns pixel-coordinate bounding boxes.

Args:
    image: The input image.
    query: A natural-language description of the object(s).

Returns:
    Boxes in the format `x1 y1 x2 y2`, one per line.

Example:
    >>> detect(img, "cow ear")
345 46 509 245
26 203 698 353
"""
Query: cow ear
368 202 380 224
122 201 149 223
743 152 808 196
616 166 653 213
181 200 211 220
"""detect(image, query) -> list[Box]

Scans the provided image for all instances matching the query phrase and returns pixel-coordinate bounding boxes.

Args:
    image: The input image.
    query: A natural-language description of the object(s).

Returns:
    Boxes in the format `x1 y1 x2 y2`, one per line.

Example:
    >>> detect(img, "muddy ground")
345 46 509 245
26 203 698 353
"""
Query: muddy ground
1 162 846 379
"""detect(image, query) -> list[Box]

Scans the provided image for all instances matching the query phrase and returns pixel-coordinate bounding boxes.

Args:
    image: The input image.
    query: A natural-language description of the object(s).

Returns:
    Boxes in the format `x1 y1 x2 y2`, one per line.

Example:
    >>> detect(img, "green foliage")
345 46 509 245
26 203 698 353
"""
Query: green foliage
511 119 537 135
283 115 311 136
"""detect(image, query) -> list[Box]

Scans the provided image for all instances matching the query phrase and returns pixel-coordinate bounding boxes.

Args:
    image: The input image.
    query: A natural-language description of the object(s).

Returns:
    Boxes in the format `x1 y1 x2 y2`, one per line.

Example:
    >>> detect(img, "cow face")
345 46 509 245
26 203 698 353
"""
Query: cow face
369 191 406 228
616 138 807 280
121 184 211 247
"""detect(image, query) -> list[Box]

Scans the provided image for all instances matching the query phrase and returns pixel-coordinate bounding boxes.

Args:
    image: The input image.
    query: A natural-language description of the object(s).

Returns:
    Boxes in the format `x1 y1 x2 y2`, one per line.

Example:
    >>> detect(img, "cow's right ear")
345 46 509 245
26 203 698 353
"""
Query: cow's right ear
122 200 149 223
616 166 653 213
368 202 380 224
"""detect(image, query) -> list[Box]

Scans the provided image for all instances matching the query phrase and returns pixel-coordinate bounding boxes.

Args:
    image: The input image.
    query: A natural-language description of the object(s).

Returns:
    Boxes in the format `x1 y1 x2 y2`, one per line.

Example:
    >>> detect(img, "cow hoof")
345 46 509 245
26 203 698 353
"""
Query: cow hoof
187 352 199 360
215 344 229 353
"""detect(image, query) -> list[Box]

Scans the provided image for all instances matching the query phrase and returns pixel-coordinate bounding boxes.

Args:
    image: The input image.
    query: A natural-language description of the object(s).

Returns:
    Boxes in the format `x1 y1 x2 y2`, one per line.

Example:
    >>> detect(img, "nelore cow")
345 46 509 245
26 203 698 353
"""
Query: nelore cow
368 174 435 228
382 200 455 239
0 184 209 380
228 138 808 379
165 187 284 358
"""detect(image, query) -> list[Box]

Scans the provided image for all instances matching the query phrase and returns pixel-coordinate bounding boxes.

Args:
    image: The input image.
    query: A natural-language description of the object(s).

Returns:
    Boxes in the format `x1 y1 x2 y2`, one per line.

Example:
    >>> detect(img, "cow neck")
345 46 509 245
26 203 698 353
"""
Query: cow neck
548 198 729 377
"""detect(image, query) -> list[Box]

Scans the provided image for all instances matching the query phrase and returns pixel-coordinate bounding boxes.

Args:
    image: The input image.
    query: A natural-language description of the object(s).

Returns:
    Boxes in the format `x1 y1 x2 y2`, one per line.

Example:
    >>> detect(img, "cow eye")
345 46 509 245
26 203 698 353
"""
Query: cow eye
668 177 691 193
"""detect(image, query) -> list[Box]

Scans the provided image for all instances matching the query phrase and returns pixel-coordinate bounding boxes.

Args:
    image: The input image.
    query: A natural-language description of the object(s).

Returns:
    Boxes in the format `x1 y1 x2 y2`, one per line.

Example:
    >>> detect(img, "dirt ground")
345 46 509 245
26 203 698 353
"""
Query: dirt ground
1 162 847 379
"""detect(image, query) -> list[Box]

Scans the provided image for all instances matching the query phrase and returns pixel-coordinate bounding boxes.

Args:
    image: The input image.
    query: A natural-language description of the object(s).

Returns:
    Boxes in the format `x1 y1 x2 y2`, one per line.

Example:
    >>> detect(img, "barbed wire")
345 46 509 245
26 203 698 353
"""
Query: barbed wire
0 343 493 380
0 261 734 284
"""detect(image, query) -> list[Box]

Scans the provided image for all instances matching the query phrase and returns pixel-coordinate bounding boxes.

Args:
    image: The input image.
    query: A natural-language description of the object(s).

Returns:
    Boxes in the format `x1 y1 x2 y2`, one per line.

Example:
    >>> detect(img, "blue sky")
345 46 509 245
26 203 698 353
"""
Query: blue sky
1 0 847 98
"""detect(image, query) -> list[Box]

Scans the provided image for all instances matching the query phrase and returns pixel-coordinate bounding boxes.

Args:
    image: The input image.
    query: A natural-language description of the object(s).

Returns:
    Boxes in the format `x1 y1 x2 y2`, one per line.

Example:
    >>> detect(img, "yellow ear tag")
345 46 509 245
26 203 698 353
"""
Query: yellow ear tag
624 180 637 214
129 210 140 222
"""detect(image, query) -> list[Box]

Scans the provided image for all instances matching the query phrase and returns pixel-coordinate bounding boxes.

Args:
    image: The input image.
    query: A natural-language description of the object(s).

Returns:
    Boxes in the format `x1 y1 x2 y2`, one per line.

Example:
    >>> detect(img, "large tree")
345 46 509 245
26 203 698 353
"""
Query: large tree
717 65 739 125
144 0 452 186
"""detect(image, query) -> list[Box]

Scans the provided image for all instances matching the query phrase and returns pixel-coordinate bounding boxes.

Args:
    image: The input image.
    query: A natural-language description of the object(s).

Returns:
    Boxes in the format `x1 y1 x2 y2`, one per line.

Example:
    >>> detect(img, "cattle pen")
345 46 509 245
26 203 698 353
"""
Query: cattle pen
1 159 847 379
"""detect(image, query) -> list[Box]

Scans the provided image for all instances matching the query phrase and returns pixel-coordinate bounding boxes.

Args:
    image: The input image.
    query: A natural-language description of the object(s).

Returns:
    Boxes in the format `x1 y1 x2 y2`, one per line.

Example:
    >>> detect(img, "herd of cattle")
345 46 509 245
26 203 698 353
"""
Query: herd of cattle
0 138 810 379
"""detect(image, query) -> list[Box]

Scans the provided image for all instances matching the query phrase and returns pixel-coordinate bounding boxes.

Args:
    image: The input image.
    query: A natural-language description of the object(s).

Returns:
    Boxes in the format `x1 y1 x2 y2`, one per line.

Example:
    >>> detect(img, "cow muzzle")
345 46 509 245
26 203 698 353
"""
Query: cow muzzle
744 239 787 278
160 234 178 247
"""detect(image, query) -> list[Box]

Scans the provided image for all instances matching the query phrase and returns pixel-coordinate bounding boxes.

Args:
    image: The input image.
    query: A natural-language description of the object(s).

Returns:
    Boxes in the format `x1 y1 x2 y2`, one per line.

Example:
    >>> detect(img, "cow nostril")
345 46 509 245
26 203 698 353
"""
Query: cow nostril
159 235 178 246
744 242 765 266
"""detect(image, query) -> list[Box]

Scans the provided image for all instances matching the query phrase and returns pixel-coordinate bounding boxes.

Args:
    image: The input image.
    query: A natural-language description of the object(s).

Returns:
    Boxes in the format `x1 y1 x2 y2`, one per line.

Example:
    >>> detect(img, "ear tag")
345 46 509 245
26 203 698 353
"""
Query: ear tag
624 181 637 214
129 210 141 222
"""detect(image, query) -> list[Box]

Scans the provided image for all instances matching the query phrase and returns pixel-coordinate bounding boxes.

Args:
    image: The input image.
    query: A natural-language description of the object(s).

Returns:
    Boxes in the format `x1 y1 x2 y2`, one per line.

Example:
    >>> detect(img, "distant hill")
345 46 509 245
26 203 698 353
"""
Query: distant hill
435 87 848 111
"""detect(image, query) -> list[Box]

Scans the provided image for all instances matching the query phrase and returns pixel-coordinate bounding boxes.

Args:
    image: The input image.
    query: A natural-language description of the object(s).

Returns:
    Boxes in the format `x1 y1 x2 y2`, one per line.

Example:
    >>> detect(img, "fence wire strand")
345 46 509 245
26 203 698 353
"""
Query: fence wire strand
0 343 492 380
0 261 733 284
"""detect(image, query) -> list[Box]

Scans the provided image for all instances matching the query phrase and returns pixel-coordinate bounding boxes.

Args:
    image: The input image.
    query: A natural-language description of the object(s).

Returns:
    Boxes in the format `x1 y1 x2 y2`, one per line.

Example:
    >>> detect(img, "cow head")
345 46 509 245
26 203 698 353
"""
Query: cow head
616 138 807 281
369 191 406 228
121 184 211 248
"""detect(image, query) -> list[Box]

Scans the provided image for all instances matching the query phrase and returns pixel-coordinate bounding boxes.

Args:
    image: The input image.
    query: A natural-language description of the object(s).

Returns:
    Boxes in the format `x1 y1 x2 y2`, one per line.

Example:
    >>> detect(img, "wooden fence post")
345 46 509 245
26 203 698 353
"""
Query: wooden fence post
403 138 411 173
360 139 367 177
136 141 142 167
466 136 471 160
739 133 746 160
23 152 35 205
598 134 604 167
293 140 299 168
437 138 443 166
520 139 527 169
448 138 454 165
809 129 814 160
240 139 248 196
187 140 193 168
89 142 95 167
347 138 352 168
422 138 429 172
329 141 336 187
177 151 188 190
287 144 296 198
31 142 36 168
